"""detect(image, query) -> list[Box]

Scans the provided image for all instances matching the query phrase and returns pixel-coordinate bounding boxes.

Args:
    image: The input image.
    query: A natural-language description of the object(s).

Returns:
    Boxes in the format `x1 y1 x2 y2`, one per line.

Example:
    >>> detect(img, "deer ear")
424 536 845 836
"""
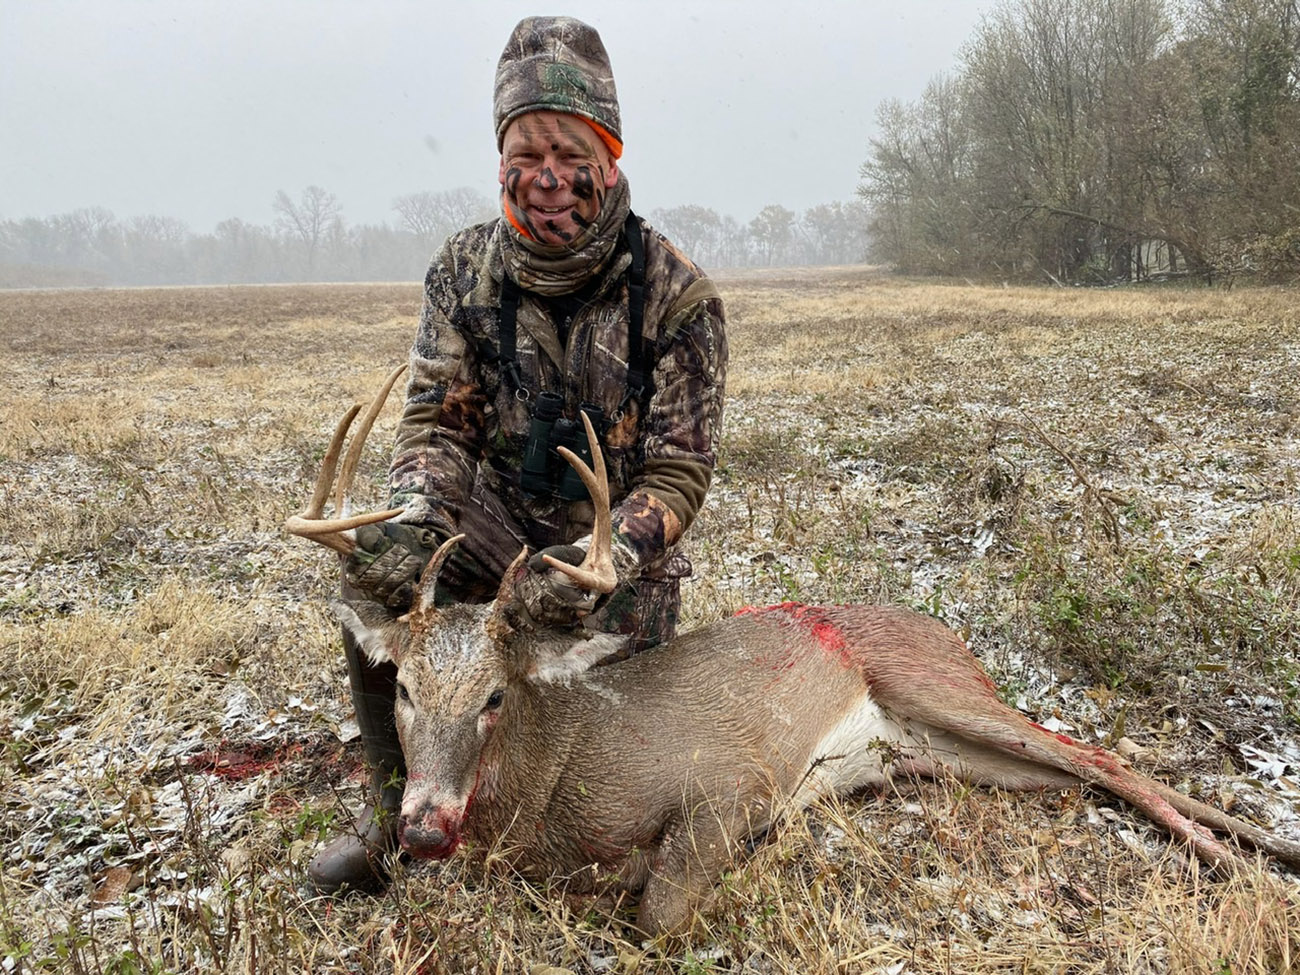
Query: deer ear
488 547 630 681
527 630 631 684
332 598 409 667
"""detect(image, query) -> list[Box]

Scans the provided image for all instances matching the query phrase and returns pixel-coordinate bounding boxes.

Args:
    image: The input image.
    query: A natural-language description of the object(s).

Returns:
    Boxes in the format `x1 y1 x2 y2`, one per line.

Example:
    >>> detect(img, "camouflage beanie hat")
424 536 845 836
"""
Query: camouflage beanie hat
494 16 623 157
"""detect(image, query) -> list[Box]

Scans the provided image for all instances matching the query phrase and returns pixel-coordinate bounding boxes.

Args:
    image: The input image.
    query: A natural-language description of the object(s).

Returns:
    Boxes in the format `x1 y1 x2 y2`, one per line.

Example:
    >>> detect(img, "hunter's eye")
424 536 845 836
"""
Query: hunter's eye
397 682 411 703
485 689 505 710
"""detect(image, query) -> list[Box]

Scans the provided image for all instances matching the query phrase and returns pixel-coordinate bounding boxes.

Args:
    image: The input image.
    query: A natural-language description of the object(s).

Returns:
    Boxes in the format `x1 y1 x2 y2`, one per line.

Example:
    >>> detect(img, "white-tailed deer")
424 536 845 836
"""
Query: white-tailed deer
289 367 1300 937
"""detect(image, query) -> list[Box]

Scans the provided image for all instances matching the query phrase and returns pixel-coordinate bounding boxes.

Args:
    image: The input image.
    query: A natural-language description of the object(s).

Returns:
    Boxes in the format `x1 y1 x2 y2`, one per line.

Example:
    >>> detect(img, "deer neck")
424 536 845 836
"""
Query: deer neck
468 681 574 835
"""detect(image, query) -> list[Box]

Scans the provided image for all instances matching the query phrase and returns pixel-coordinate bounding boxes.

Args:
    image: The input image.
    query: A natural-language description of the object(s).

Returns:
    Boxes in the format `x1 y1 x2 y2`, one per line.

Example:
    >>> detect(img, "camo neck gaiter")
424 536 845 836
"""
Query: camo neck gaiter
499 171 631 296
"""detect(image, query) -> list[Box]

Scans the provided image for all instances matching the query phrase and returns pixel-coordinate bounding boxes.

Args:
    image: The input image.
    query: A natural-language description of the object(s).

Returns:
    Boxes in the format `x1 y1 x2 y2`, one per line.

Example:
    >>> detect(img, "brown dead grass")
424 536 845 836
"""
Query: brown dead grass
1 272 1298 973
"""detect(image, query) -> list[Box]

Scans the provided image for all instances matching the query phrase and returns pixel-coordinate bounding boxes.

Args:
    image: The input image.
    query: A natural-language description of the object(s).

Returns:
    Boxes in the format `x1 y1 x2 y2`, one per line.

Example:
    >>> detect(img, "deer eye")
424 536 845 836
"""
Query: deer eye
484 689 505 711
397 682 411 703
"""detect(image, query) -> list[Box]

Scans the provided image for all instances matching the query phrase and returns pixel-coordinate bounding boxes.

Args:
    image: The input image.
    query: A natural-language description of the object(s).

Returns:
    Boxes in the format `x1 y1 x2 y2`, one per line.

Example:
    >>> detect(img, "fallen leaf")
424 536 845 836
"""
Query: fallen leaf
1115 737 1148 761
92 866 139 906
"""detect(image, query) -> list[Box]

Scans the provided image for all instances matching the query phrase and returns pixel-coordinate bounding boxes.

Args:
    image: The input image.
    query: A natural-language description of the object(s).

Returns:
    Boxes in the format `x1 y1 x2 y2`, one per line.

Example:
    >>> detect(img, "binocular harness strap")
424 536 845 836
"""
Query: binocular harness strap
621 210 647 413
495 277 525 395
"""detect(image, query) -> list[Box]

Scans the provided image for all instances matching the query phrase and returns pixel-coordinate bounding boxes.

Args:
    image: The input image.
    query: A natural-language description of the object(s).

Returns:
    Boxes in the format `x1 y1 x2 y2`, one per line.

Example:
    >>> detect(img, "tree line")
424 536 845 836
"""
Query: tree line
0 188 495 289
859 0 1300 283
0 189 868 288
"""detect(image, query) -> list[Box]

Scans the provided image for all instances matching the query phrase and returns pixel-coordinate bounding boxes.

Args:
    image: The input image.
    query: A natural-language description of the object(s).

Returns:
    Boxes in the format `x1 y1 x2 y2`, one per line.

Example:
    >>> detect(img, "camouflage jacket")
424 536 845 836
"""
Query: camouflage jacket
389 215 727 576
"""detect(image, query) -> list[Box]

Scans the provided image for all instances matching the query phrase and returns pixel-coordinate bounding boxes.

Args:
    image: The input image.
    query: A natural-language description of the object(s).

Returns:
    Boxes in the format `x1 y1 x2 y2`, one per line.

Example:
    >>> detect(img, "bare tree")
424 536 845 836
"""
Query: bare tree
859 76 976 272
715 214 747 268
858 0 1244 281
748 205 796 265
648 204 724 265
392 187 494 249
959 0 1172 279
272 185 342 277
125 215 190 284
800 201 871 265
52 206 122 272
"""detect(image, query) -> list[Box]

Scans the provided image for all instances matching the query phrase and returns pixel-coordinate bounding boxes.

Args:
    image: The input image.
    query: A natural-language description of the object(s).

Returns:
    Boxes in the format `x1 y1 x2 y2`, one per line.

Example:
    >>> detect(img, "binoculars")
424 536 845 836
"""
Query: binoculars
520 392 606 501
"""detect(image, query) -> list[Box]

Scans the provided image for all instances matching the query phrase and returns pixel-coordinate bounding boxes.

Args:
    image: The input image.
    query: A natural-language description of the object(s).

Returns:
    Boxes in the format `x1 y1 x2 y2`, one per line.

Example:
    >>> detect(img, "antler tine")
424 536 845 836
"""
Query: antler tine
285 506 406 550
546 411 617 594
334 363 408 514
304 402 362 521
487 547 531 641
285 363 409 556
405 533 467 633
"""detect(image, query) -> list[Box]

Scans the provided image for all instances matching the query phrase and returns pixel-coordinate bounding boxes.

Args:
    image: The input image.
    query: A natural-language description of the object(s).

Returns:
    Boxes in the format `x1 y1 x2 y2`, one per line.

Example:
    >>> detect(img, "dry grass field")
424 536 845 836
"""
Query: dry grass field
1 269 1299 973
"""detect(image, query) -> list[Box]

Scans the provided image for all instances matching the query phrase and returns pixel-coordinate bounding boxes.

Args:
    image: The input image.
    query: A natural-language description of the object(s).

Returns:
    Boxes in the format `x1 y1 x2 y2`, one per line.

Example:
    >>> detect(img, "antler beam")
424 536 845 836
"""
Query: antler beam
543 411 618 595
284 364 408 555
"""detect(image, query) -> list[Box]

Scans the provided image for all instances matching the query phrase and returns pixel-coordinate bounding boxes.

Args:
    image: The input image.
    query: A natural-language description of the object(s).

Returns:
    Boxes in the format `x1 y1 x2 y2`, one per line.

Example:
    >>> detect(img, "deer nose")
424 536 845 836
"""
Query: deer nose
398 811 461 860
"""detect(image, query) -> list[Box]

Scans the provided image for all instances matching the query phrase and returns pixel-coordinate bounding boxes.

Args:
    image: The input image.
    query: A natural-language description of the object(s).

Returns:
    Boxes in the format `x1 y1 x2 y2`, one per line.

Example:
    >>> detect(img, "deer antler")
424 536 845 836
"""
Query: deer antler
485 547 531 643
403 533 468 638
284 364 408 555
543 411 618 594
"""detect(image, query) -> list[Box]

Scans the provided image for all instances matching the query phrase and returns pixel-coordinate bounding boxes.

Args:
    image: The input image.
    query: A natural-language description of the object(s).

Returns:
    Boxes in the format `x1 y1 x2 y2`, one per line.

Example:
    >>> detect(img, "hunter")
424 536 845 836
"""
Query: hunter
309 15 729 894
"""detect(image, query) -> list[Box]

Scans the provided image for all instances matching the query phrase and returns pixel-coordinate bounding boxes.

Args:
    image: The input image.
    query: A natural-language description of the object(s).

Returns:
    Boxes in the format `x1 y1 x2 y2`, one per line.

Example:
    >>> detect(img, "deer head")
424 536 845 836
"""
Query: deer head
288 374 622 858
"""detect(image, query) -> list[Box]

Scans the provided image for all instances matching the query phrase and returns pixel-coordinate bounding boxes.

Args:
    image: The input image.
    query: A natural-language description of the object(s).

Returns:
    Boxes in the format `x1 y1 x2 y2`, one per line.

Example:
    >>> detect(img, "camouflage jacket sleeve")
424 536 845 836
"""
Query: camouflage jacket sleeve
386 248 488 532
609 289 728 572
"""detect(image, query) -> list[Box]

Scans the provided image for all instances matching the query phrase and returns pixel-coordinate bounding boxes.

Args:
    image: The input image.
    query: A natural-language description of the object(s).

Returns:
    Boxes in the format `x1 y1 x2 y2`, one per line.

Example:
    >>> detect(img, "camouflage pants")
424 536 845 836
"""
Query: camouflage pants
433 477 684 656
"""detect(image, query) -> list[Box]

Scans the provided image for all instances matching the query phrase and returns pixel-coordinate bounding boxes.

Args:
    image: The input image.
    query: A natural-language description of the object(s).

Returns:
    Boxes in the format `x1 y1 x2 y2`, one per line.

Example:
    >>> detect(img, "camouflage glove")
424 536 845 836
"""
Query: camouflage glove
516 543 600 627
344 522 439 610
514 533 641 628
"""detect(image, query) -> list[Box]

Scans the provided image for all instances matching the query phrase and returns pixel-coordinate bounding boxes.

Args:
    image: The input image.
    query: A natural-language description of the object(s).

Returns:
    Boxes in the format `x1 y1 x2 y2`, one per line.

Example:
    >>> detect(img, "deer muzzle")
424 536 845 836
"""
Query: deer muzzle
398 806 464 859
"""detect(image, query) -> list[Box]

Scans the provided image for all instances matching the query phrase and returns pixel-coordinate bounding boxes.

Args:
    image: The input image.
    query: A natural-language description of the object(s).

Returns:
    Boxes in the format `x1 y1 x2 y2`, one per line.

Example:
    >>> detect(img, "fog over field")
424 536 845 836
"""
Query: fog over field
0 0 985 230
7 1 1294 289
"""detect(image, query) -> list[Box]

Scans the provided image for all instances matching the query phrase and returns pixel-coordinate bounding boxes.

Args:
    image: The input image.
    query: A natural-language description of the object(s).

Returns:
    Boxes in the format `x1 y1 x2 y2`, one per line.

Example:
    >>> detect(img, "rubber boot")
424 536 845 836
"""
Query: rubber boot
309 601 406 895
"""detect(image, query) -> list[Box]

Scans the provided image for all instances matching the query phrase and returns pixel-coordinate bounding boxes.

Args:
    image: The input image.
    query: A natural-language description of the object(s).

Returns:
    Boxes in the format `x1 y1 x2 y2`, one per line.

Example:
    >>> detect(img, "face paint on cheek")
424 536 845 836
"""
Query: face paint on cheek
505 167 523 197
542 220 575 242
503 175 542 238
571 166 604 231
519 211 544 238
571 167 595 201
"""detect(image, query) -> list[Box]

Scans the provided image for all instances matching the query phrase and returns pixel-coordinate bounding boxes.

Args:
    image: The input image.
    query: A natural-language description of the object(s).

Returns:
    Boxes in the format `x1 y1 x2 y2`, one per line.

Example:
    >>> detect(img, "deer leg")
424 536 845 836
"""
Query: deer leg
638 820 728 938
926 707 1247 869
1053 741 1299 870
867 646 1280 871
637 794 762 939
1084 749 1300 869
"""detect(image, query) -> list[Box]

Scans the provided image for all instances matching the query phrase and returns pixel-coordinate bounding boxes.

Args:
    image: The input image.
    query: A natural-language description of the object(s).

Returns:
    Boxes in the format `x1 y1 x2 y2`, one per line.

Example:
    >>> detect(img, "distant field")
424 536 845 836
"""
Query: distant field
1 271 1298 973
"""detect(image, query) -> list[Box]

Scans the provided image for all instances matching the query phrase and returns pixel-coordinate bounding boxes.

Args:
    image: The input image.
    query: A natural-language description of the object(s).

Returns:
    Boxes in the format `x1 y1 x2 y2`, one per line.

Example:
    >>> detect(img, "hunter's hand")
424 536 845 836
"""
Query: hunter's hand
344 522 438 609
516 543 601 626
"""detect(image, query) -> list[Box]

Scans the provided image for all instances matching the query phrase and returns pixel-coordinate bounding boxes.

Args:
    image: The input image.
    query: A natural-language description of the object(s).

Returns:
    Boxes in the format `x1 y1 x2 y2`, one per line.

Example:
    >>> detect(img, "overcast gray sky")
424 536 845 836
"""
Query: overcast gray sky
0 0 990 232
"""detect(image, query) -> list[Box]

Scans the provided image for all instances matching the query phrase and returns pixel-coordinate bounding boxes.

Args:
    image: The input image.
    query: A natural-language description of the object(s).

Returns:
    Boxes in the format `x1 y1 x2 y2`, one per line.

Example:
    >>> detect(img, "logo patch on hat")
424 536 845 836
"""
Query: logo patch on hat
545 63 589 101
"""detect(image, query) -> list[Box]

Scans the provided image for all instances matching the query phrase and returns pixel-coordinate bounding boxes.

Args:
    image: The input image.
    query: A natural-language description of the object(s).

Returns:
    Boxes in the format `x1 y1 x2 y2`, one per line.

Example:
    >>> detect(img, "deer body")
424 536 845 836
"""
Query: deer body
341 595 1300 937
441 612 893 862
295 370 1300 939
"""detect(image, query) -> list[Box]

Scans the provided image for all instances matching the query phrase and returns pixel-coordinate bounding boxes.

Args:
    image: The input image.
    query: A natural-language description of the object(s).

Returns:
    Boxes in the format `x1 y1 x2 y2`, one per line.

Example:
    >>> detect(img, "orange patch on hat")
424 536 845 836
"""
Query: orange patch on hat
580 117 623 160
